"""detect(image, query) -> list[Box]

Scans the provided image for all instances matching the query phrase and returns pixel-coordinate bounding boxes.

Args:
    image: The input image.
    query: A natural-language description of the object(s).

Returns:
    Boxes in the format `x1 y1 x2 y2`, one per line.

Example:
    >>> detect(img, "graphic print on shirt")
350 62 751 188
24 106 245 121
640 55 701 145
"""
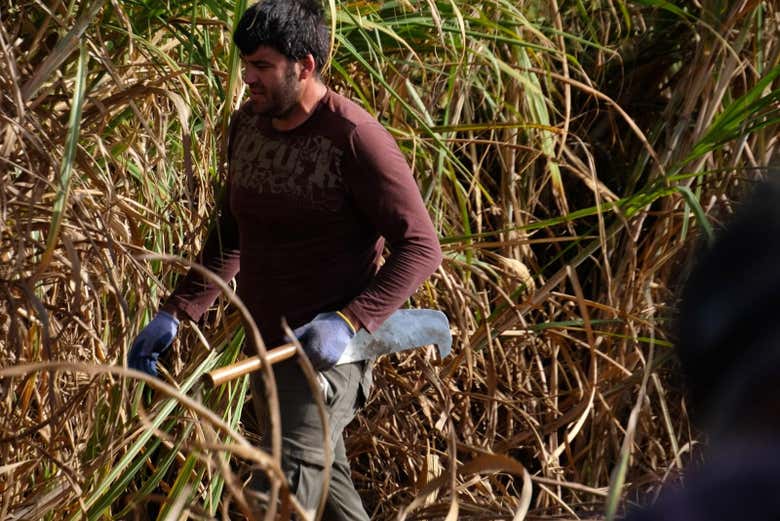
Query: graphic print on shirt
231 128 345 212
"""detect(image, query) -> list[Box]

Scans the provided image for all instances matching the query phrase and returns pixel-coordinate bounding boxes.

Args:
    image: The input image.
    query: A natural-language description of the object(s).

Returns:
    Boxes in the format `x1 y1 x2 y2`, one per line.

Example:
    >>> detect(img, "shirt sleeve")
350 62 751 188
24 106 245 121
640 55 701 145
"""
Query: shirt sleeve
342 121 443 332
161 115 242 322
161 193 241 322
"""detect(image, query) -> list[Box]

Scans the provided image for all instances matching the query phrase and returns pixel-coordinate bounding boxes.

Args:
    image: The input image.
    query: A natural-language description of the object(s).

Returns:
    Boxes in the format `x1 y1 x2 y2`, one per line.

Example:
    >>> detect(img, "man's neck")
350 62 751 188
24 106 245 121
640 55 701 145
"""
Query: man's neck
272 80 327 132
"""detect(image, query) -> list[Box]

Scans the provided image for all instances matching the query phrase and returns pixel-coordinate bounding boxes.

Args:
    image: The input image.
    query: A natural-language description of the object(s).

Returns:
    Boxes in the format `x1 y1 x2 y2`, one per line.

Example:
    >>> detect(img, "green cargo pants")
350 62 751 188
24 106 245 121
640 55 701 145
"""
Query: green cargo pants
249 359 372 520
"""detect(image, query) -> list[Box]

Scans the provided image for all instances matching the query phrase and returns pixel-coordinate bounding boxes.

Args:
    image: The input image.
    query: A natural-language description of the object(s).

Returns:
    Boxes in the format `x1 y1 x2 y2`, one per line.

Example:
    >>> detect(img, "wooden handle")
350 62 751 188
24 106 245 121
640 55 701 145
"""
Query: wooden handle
204 343 297 387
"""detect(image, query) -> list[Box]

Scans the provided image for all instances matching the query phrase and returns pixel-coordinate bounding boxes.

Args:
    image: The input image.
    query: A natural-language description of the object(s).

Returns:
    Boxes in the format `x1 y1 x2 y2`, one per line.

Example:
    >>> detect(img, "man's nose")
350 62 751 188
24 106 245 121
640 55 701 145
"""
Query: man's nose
242 66 257 84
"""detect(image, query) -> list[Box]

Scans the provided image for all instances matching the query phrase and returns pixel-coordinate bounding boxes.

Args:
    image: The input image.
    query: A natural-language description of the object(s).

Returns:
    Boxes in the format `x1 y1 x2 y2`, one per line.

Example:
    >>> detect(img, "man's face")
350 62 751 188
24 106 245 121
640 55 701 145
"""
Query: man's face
241 46 302 117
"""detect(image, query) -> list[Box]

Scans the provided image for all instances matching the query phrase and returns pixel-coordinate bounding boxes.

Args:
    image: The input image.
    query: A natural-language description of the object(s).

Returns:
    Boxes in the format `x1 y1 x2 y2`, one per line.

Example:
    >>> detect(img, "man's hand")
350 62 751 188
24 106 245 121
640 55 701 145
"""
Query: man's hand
293 312 356 370
128 311 180 377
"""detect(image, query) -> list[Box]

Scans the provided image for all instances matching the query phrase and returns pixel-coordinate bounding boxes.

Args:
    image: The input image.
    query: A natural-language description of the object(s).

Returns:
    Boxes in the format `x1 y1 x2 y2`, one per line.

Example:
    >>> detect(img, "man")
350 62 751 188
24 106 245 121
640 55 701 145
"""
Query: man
128 0 442 518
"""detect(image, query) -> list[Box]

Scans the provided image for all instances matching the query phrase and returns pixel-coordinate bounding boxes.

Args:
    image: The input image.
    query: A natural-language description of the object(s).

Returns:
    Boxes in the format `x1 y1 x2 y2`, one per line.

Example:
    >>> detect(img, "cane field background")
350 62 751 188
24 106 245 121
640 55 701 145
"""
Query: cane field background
1 0 779 519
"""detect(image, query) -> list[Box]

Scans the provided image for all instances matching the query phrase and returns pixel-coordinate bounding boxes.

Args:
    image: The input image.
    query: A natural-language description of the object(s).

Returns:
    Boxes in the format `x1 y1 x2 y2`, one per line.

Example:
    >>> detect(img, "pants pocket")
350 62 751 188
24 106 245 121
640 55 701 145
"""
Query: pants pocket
284 457 325 518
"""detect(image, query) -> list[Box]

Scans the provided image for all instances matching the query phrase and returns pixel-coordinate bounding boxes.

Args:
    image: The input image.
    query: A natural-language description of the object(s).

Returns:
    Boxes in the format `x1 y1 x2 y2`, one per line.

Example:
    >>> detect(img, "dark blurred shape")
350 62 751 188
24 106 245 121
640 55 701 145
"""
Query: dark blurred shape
624 443 780 521
624 173 780 520
677 175 780 438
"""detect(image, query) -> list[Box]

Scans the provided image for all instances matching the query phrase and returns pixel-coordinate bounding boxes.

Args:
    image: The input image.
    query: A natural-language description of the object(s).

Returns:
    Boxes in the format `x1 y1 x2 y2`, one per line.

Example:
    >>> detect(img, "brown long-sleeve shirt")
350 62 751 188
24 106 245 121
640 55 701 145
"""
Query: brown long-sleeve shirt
164 89 442 346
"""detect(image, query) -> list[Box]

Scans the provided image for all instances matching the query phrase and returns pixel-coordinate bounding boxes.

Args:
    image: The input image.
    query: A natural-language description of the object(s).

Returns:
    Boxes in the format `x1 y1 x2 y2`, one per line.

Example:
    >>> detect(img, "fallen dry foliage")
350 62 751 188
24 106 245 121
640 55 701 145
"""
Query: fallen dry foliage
1 1 779 520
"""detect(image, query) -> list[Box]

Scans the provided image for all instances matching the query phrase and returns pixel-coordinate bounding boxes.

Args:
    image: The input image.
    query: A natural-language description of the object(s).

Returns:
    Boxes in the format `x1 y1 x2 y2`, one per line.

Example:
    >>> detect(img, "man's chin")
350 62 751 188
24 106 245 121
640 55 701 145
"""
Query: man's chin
250 99 273 115
250 100 295 120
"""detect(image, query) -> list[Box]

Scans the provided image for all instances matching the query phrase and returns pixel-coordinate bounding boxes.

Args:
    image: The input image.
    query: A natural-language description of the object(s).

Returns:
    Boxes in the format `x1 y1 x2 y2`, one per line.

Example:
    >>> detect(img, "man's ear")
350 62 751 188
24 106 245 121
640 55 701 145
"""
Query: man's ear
298 53 317 79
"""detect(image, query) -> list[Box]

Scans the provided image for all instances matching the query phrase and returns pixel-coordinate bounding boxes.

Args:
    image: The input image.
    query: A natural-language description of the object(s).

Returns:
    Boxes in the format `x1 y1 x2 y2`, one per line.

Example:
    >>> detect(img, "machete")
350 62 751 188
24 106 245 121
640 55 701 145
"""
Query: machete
204 309 451 387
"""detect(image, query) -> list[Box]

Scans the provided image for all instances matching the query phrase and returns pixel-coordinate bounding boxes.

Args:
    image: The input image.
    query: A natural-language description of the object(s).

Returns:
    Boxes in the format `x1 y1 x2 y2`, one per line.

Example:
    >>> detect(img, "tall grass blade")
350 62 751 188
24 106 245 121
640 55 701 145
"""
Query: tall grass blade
685 64 780 165
676 185 715 244
20 0 106 102
72 353 219 521
34 43 89 279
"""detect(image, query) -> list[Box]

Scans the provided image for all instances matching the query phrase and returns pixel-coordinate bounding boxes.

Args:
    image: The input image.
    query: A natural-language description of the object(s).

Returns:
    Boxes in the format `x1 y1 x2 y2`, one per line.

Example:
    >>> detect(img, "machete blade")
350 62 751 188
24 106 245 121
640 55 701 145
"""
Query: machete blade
335 309 452 365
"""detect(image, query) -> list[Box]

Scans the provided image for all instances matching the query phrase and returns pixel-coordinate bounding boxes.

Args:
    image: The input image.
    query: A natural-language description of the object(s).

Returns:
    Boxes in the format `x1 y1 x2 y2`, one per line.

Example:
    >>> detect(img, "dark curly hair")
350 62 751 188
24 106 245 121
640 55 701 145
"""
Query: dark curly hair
233 0 330 71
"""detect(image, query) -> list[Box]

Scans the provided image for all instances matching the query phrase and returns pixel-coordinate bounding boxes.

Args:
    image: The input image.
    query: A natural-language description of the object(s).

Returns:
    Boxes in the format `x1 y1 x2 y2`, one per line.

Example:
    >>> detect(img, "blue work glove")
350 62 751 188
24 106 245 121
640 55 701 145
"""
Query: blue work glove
128 311 180 377
292 312 356 370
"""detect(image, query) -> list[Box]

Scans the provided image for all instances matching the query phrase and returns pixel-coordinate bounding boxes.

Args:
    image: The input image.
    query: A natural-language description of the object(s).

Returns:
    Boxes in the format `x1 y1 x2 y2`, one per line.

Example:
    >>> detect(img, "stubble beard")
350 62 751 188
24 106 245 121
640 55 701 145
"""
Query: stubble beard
254 63 301 119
